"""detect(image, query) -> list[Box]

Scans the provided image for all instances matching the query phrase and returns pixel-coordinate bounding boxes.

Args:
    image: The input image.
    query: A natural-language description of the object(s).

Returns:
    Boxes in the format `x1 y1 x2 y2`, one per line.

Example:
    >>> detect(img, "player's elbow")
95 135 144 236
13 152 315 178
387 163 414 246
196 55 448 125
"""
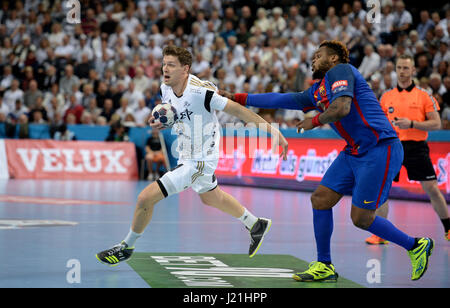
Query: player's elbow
337 106 351 119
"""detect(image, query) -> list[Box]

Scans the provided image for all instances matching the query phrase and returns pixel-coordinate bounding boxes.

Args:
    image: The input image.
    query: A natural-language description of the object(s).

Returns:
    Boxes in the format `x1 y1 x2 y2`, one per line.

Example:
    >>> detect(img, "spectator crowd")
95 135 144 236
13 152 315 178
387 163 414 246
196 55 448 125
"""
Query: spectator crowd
1 0 450 132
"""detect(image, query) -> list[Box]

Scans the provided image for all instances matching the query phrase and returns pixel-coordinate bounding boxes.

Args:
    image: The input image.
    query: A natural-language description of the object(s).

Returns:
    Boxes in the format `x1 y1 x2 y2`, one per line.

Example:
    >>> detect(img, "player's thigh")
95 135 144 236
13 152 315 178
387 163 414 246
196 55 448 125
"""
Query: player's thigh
192 161 218 194
157 162 196 197
351 141 403 210
137 180 166 205
316 151 353 209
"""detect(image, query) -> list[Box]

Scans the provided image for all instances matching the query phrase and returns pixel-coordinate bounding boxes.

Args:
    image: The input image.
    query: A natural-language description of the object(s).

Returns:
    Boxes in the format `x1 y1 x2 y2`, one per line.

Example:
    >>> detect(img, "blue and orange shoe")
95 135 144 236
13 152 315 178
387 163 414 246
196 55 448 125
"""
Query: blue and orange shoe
365 234 389 245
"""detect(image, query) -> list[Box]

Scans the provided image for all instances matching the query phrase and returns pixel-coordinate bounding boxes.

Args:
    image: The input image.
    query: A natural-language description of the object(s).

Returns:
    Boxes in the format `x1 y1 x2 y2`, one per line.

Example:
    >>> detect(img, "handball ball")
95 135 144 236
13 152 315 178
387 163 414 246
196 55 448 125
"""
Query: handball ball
152 103 178 128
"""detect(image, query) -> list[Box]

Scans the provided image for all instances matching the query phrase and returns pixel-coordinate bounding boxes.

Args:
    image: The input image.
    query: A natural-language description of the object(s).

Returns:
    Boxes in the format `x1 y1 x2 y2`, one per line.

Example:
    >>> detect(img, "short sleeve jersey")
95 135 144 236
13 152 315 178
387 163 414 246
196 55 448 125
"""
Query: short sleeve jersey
160 74 228 161
380 84 439 141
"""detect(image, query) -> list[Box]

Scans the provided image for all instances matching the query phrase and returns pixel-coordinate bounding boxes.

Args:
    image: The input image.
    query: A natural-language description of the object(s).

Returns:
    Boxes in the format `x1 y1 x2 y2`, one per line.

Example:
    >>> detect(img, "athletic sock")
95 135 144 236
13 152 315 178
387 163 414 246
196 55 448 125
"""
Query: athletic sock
313 208 333 264
123 228 142 248
367 216 416 250
441 218 450 233
239 208 258 230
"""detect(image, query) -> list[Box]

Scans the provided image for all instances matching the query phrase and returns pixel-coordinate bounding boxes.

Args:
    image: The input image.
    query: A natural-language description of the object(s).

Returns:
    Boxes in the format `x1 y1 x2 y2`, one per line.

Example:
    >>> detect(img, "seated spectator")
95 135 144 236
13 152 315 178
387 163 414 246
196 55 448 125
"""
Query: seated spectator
3 79 24 110
106 120 130 142
100 98 116 124
28 96 48 122
9 99 29 119
358 44 380 80
114 97 133 121
59 64 80 95
145 127 166 180
134 99 151 127
63 94 84 124
23 80 43 108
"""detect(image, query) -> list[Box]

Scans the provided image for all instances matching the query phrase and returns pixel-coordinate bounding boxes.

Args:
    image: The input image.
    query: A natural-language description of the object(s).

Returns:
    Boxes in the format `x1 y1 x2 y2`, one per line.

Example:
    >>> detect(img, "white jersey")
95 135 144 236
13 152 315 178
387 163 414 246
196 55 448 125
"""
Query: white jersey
160 74 228 161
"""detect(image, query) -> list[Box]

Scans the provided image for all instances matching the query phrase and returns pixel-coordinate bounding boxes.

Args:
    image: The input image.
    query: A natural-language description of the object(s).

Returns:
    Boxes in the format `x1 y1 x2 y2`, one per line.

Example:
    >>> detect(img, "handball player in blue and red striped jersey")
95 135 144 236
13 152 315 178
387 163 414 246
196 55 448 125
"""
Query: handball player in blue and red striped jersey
223 40 434 282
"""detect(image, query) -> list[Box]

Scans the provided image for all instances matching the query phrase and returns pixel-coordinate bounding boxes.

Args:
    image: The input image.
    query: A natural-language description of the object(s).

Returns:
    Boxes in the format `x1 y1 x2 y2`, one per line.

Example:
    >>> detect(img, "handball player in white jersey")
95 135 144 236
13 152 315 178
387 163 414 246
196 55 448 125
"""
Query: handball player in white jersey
96 46 289 266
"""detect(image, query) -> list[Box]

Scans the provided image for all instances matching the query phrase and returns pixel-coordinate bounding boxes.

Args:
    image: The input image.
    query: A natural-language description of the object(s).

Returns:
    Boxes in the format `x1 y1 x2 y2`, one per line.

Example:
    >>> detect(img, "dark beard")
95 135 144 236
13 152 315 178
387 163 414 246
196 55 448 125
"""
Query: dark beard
312 70 326 80
312 60 331 80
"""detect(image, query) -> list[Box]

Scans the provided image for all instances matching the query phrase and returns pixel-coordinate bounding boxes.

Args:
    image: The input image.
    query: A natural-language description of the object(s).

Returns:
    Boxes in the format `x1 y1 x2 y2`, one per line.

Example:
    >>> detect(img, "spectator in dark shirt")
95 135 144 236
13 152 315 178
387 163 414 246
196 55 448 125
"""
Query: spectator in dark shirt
145 127 166 180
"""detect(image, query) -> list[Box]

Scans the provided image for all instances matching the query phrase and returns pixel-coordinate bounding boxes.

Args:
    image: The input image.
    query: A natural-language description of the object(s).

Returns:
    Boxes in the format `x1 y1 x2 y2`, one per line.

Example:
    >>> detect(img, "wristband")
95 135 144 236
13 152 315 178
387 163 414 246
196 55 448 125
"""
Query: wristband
234 93 248 106
312 114 323 127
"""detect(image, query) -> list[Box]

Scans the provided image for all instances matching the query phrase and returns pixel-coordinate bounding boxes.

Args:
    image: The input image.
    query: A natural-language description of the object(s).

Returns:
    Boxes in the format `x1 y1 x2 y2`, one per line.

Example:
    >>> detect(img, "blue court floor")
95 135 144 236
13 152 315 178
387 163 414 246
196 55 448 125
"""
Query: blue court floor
0 179 448 288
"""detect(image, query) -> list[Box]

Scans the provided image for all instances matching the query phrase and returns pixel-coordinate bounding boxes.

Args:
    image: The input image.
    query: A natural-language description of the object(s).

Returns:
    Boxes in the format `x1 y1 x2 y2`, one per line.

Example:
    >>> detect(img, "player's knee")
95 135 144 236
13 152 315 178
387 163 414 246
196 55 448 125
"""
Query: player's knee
310 191 329 210
351 211 375 230
200 188 222 206
137 183 162 208
423 183 441 198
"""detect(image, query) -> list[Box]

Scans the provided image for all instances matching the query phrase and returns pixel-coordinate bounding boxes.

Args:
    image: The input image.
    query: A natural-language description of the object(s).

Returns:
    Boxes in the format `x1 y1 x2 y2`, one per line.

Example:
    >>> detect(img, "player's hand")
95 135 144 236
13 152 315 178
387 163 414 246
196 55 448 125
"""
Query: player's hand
278 134 289 161
296 118 314 133
148 116 164 129
218 89 235 101
393 117 412 129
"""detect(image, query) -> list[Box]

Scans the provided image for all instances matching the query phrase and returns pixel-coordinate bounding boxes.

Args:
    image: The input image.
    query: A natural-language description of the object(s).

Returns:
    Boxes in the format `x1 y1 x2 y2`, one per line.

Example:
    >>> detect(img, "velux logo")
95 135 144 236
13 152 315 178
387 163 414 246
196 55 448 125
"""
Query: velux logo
16 148 127 173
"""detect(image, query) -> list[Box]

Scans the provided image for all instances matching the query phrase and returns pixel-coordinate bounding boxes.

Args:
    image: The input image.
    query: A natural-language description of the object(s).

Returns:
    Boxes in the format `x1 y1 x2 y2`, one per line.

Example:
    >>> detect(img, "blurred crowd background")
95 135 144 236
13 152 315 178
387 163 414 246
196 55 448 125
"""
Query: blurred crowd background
1 0 450 134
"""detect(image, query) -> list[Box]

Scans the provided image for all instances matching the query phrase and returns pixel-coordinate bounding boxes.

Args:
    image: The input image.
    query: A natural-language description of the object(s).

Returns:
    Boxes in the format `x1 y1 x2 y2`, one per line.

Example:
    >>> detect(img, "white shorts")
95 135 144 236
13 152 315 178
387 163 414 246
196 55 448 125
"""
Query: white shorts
157 160 218 197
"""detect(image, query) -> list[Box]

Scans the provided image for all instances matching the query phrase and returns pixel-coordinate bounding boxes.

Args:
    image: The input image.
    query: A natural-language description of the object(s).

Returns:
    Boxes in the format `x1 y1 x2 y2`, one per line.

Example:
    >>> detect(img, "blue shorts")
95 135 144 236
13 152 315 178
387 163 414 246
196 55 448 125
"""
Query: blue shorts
320 139 403 210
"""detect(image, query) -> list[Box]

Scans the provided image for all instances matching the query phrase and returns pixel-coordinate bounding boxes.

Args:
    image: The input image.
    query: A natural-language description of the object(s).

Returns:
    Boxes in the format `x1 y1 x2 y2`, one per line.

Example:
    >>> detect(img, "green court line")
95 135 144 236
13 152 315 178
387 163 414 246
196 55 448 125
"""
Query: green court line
127 252 364 288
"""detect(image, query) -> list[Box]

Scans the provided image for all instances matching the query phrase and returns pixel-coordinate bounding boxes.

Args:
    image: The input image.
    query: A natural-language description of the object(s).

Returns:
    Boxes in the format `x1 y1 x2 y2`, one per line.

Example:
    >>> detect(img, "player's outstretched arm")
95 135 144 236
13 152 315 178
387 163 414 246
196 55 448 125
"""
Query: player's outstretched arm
219 90 313 111
223 99 289 160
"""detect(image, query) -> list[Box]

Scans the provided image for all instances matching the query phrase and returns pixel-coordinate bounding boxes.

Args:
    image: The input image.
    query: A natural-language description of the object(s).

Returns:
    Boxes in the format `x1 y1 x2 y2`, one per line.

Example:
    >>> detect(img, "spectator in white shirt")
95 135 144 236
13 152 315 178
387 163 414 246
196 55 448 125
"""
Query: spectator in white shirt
133 99 151 126
432 41 450 68
191 53 210 77
3 79 24 110
270 7 287 36
114 97 134 121
0 95 10 116
133 67 150 93
119 8 140 37
75 35 94 63
122 81 144 110
348 0 366 23
0 65 13 92
392 1 412 34
54 35 75 61
358 44 381 80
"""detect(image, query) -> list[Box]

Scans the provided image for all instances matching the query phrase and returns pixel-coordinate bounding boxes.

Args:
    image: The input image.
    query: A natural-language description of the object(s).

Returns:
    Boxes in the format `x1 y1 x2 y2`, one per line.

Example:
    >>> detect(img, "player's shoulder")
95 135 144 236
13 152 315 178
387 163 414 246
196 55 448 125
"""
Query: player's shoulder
327 63 354 76
188 74 218 92
325 63 357 86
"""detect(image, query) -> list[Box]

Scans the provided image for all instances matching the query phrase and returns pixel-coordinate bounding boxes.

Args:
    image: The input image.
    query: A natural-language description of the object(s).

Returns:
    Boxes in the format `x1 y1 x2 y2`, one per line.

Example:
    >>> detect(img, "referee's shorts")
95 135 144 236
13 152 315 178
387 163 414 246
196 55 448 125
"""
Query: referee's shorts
394 140 437 182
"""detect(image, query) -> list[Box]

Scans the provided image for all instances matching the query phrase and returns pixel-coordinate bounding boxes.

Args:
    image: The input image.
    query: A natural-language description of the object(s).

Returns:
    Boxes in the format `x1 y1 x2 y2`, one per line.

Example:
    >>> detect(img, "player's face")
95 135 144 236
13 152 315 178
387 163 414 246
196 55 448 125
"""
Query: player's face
311 47 332 79
162 55 188 87
396 59 415 83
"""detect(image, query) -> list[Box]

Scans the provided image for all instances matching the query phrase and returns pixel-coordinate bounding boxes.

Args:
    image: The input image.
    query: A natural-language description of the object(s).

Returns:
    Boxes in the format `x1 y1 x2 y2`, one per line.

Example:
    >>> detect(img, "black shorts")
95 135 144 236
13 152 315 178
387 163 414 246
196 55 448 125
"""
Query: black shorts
394 141 436 182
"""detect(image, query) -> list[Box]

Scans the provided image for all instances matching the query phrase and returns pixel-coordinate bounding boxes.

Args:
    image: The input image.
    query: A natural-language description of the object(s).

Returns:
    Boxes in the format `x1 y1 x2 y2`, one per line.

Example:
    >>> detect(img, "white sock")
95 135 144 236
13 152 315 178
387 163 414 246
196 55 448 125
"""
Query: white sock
123 228 142 248
238 208 258 230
